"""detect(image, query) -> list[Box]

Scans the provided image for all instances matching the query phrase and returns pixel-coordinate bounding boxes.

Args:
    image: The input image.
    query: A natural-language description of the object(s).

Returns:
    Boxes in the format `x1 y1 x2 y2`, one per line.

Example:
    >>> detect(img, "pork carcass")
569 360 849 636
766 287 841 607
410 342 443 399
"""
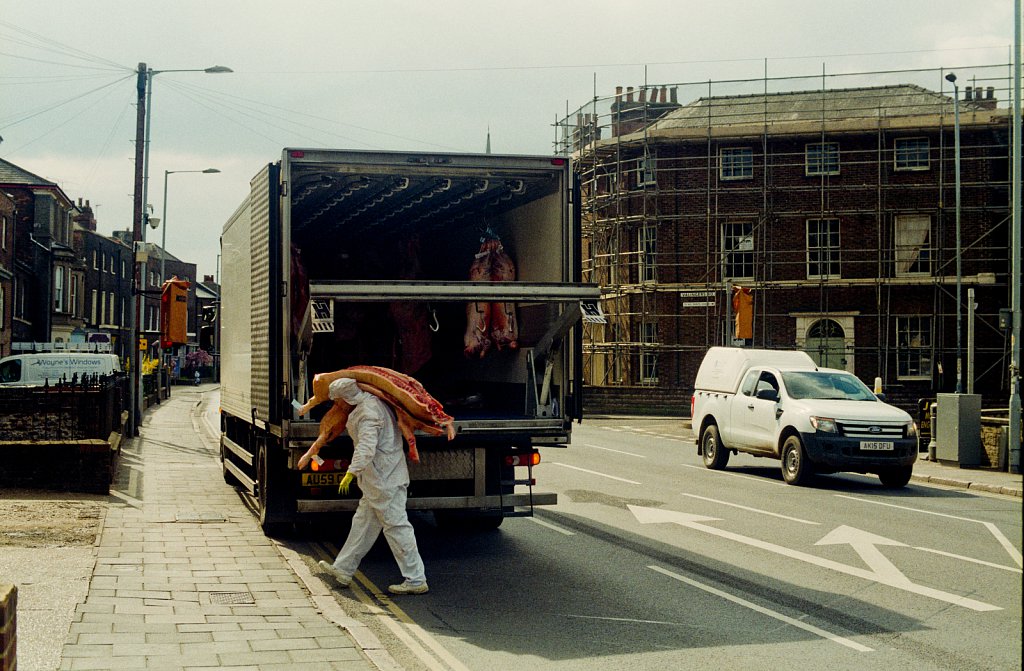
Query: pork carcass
388 235 433 374
297 365 455 463
463 240 494 358
488 241 518 350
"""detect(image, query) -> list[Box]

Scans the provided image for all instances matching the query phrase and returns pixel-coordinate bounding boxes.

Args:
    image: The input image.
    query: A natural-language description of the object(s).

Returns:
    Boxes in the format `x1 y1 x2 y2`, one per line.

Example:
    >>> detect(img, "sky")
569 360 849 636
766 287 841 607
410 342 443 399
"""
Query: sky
0 0 1015 280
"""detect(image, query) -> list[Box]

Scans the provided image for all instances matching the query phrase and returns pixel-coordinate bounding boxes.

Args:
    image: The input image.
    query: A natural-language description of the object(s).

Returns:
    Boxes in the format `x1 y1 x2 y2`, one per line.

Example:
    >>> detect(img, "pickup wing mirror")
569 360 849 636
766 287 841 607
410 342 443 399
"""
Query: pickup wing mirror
756 388 779 402
875 392 887 402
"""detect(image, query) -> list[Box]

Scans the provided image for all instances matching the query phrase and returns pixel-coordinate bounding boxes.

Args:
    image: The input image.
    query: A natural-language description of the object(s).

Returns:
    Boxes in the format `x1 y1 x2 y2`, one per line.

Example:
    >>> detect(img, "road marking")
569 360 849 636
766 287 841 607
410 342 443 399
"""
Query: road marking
679 492 820 525
318 544 469 671
834 494 1023 568
912 546 1023 574
549 462 642 484
681 463 787 487
566 613 685 626
578 442 646 458
529 516 575 535
648 565 875 652
629 505 1000 612
816 526 911 585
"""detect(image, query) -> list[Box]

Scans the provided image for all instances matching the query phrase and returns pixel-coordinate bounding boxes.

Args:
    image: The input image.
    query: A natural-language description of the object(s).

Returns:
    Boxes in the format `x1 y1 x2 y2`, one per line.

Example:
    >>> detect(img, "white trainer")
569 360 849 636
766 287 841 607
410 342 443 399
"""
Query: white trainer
318 560 351 587
388 580 429 595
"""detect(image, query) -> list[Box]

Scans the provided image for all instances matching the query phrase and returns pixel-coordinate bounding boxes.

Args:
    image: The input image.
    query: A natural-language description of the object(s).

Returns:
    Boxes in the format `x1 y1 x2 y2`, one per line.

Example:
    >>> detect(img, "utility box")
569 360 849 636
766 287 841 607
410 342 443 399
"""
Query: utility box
935 393 982 466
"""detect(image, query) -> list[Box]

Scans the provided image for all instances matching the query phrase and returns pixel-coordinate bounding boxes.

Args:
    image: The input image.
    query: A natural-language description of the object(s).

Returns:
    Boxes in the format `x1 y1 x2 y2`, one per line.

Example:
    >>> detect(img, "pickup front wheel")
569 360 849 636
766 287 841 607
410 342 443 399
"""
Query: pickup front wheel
701 424 730 470
781 435 813 486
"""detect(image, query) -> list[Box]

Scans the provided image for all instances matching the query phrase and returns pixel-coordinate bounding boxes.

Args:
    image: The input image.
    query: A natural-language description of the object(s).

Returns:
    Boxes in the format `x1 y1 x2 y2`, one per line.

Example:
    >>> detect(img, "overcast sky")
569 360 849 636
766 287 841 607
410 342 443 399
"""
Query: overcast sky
0 0 1015 279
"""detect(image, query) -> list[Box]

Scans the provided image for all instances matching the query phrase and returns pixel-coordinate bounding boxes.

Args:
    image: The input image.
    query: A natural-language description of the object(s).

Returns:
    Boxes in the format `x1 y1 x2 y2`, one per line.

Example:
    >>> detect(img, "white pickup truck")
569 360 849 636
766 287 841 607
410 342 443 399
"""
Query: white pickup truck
690 347 918 487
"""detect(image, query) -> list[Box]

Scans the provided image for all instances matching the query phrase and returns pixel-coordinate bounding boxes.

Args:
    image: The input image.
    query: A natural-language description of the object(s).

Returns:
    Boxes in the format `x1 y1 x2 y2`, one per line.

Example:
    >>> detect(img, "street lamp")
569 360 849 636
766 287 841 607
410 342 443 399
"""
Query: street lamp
129 62 232 434
945 72 962 393
157 168 220 392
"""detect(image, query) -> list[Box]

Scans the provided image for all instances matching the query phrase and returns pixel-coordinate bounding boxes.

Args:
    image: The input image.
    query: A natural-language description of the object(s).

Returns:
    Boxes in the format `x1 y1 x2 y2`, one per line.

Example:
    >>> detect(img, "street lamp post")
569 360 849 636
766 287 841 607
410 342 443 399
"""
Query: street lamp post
129 63 232 432
946 72 962 394
157 168 220 393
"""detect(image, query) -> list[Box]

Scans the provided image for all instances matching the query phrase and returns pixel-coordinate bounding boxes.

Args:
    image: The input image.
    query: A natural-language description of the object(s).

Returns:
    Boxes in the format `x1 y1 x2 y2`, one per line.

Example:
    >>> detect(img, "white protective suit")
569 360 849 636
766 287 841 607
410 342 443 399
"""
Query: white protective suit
327 377 426 584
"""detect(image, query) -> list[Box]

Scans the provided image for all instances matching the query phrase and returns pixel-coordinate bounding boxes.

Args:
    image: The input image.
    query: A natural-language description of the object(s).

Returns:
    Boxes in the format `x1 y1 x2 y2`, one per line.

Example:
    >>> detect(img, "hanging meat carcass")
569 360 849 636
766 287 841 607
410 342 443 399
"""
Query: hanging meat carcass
463 239 496 358
488 241 518 350
464 236 518 356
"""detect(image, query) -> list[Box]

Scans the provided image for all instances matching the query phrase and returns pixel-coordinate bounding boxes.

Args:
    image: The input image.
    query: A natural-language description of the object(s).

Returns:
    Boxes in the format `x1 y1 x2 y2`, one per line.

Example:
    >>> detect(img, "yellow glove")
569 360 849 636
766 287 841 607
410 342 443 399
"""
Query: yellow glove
338 472 354 495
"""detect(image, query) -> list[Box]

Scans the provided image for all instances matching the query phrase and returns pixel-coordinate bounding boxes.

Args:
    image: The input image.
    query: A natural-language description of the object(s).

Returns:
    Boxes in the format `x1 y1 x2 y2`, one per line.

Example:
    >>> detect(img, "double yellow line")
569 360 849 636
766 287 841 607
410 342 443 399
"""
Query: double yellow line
313 542 471 671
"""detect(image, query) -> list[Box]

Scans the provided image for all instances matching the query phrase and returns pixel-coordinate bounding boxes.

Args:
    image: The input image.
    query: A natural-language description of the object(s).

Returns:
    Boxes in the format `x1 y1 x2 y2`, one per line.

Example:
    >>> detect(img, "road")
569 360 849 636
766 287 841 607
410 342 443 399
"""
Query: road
304 417 1022 671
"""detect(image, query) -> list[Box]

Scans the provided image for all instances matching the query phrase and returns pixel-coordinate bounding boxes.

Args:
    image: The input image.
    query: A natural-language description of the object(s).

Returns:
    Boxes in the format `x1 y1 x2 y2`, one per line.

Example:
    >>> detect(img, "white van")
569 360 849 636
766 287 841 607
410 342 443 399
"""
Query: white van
0 353 122 386
691 347 918 487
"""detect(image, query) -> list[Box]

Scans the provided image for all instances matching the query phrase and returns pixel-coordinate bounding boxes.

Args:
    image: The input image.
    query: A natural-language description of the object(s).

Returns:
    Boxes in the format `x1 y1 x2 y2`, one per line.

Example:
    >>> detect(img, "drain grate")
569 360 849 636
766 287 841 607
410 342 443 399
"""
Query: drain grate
208 591 255 605
175 512 226 523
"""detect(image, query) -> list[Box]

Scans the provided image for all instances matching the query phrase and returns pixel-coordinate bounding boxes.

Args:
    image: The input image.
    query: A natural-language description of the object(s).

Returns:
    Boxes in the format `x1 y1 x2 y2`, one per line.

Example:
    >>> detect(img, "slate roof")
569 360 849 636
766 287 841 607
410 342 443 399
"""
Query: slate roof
648 84 986 132
0 157 58 187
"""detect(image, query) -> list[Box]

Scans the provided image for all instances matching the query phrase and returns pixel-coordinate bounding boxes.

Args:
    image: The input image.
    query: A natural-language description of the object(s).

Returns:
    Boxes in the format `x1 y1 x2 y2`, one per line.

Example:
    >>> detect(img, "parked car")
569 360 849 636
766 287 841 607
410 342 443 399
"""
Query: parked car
690 347 918 487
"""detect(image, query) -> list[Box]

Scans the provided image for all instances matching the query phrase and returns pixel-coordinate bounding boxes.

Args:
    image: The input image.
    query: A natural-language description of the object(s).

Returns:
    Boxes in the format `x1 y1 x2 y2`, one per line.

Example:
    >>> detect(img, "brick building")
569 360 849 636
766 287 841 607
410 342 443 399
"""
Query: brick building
73 203 134 361
562 66 1014 415
0 191 14 358
0 157 83 348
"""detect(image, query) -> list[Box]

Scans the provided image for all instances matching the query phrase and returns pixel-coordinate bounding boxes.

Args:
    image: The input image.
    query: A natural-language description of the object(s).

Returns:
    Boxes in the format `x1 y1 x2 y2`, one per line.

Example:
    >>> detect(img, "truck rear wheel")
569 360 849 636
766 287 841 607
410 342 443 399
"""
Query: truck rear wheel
701 424 730 470
256 439 293 537
781 435 813 486
878 465 913 488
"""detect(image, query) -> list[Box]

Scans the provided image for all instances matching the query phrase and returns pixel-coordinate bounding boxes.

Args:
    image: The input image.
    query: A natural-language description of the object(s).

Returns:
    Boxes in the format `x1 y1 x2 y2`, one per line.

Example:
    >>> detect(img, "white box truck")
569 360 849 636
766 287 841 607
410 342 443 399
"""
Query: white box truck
691 347 918 487
219 148 598 535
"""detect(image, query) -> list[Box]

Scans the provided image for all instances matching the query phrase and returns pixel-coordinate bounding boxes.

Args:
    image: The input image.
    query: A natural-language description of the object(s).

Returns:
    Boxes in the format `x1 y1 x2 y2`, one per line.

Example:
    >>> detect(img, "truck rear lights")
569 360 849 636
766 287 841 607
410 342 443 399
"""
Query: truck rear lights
311 458 348 472
550 158 566 166
505 452 541 467
289 150 305 158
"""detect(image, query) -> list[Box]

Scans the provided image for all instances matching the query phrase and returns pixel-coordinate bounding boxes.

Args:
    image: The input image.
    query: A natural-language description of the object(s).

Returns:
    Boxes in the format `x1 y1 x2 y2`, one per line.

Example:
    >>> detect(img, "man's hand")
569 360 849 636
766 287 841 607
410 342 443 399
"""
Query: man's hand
338 472 354 495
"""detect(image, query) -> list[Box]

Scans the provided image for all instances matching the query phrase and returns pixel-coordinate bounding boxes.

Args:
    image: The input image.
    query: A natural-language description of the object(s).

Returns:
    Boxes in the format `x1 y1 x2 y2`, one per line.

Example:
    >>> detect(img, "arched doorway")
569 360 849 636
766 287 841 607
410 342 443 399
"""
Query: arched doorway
804 318 847 369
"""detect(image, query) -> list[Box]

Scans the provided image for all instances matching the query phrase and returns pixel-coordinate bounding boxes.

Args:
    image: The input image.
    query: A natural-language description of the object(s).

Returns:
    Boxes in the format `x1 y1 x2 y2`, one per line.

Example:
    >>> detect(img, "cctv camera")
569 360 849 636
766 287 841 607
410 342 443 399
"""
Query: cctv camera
148 216 160 229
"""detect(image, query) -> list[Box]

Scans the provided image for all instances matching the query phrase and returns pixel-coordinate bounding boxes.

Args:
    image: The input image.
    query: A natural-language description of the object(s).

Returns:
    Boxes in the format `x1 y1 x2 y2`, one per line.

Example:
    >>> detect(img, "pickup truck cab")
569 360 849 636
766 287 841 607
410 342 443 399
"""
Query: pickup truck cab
691 347 917 487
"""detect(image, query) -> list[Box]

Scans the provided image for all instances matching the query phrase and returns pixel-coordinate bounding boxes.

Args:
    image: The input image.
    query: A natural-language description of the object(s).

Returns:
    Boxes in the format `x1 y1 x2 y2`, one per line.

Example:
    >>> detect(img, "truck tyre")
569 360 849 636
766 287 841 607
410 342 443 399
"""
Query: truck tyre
701 424 730 470
878 465 913 488
781 435 813 486
256 439 293 537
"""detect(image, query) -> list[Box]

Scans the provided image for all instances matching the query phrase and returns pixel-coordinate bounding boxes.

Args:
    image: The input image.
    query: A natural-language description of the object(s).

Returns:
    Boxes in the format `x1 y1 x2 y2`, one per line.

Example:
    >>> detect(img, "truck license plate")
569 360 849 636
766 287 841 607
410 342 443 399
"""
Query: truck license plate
860 441 894 451
301 472 346 487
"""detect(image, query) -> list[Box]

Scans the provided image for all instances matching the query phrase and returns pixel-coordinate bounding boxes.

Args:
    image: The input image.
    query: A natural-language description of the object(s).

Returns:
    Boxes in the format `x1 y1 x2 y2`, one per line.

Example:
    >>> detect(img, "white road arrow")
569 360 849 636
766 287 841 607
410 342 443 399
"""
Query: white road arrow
629 505 1000 612
815 525 912 585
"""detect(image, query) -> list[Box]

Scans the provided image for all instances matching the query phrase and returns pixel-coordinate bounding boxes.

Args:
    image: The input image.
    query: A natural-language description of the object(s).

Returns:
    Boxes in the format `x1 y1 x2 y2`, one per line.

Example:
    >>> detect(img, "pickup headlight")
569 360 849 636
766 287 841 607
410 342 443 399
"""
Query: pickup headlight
906 421 918 438
809 416 838 433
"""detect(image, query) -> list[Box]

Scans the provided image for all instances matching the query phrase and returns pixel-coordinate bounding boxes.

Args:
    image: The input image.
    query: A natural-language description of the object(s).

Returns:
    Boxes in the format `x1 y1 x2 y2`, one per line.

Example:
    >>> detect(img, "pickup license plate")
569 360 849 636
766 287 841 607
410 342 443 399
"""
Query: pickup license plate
860 441 894 451
301 472 346 487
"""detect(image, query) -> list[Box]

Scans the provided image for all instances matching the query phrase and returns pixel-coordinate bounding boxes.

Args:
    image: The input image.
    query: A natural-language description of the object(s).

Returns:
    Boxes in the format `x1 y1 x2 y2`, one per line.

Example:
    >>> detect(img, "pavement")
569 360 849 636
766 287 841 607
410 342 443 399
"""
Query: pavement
19 384 396 671
6 389 1022 671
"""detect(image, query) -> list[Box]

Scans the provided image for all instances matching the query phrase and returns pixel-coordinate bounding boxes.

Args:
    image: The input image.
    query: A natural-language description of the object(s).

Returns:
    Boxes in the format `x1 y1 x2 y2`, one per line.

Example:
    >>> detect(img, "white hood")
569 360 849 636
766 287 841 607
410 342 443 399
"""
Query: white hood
328 377 371 406
790 397 911 423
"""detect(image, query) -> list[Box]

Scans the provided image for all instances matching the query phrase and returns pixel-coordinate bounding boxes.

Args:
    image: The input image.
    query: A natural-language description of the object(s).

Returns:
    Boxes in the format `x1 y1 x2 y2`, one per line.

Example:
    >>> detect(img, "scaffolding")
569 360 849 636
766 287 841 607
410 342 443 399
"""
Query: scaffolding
557 64 1015 401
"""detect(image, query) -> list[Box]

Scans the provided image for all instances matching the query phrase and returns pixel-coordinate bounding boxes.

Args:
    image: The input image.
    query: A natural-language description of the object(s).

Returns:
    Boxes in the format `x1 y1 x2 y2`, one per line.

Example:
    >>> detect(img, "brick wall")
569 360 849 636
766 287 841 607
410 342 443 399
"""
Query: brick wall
584 385 689 417
0 584 15 671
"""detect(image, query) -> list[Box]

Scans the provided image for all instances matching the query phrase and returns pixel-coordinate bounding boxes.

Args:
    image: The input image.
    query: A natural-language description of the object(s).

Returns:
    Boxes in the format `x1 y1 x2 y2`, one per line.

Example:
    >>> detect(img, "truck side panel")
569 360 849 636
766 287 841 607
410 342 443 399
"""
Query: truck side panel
249 163 281 425
220 200 253 421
